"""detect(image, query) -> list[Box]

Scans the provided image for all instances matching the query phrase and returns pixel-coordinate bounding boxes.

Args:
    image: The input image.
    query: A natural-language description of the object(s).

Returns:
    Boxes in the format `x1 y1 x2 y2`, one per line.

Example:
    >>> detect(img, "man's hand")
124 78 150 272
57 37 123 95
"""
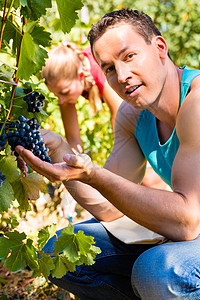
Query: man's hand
15 145 96 183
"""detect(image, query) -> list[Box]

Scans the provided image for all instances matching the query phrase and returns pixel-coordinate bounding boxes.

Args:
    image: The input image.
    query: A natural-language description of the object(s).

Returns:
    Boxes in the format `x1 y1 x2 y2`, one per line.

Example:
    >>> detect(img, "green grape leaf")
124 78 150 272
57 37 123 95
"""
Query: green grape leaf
54 225 101 265
75 230 95 255
23 20 38 34
21 172 46 201
30 24 51 48
3 231 26 272
32 44 48 75
0 181 15 212
23 239 39 270
1 16 21 55
21 0 52 21
0 236 12 259
24 21 51 48
78 244 101 266
0 155 20 183
56 0 83 33
38 252 55 279
59 255 77 273
16 32 36 80
5 245 25 272
54 225 79 262
14 86 26 98
11 177 31 212
51 255 68 278
37 223 57 251
5 230 26 246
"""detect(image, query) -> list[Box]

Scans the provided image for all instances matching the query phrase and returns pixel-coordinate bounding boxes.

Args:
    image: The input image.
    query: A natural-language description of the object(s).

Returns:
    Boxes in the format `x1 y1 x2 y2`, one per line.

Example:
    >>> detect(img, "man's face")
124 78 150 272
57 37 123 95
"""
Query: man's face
93 23 167 110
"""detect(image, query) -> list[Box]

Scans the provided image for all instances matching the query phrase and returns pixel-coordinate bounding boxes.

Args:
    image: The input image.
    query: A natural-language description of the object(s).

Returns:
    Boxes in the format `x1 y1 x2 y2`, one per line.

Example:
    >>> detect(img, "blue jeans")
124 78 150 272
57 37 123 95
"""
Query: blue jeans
42 218 200 299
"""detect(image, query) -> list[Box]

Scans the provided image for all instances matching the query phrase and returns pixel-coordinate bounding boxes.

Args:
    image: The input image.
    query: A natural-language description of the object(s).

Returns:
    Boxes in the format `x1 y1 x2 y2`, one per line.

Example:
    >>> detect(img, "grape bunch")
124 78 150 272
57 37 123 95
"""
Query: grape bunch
0 171 6 187
23 90 45 113
7 115 51 163
0 116 51 162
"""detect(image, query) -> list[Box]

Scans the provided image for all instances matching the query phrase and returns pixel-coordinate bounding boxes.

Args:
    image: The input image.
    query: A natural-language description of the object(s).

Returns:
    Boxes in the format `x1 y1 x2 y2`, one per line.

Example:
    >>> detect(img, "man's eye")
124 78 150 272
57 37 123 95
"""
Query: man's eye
106 66 114 74
126 53 134 59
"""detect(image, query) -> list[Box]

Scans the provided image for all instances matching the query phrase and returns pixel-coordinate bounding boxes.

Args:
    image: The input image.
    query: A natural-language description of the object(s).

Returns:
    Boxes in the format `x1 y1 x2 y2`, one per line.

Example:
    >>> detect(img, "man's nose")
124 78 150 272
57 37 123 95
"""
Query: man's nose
116 64 131 83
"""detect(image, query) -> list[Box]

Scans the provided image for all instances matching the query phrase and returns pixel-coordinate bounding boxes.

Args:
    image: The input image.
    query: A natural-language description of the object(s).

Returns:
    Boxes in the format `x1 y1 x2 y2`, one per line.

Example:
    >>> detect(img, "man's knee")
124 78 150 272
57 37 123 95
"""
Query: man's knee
131 242 200 300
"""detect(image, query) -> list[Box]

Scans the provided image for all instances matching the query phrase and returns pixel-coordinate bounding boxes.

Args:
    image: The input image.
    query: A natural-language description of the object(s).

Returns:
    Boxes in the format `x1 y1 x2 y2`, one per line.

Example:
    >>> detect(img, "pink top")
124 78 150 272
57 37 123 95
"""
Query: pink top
82 47 106 96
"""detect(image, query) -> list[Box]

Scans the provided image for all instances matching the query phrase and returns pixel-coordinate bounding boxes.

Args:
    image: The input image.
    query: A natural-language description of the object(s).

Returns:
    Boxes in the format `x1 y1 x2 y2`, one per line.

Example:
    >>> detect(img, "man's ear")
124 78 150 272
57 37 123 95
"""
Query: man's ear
154 36 168 59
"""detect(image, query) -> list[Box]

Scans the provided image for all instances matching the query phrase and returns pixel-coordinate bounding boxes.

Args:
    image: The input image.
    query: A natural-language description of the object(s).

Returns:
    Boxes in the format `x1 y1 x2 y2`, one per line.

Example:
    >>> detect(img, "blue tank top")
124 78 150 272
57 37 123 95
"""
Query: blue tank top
134 66 200 188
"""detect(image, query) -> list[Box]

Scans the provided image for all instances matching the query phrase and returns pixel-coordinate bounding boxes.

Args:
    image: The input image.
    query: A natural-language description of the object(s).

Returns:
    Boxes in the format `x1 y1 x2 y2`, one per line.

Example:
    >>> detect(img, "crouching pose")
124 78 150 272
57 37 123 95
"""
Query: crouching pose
16 9 200 300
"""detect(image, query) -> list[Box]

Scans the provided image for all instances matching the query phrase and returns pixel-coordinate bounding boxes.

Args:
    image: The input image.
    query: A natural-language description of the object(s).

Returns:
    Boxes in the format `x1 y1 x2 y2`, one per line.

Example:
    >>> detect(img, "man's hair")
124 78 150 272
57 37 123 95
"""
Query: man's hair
88 9 162 49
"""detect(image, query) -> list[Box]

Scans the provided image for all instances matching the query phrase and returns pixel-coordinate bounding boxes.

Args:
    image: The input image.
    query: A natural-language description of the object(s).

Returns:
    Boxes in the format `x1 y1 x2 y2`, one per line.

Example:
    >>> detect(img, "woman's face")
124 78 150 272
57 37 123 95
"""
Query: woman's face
47 76 85 105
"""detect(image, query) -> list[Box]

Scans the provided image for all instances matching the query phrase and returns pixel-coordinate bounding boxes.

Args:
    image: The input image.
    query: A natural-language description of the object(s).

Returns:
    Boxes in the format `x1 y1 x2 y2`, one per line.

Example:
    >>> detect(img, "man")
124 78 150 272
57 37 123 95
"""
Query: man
16 9 200 300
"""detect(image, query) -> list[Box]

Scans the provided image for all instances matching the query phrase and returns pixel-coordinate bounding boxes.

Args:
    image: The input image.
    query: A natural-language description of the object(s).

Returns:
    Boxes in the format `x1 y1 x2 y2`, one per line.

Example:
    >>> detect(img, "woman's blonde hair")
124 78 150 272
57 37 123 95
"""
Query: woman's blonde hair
41 40 102 115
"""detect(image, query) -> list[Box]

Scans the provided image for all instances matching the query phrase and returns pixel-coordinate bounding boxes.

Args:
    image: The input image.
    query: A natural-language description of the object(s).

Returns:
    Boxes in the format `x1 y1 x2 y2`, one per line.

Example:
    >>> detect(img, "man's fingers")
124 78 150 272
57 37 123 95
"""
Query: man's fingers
63 153 92 169
15 145 47 172
15 146 54 178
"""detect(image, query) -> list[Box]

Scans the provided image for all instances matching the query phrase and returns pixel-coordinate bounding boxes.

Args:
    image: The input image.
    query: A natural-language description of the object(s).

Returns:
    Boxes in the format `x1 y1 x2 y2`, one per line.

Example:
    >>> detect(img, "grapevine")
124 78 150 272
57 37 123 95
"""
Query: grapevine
0 0 101 291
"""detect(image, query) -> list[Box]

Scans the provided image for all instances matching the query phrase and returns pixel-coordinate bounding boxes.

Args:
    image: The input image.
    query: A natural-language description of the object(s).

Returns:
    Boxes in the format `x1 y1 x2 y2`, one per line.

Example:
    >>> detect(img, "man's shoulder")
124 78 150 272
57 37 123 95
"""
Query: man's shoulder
115 102 140 135
177 76 200 142
180 74 200 112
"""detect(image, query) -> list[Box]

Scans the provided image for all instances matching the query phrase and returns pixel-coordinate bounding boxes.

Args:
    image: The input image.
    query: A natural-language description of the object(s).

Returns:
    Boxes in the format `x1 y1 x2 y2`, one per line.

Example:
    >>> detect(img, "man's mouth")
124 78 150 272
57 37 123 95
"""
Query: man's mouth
126 85 142 94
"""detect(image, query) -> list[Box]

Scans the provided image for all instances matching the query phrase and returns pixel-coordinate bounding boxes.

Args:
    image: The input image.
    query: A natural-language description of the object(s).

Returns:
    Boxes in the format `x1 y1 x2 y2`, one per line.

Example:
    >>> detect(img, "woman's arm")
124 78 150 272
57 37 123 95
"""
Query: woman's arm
59 102 82 153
